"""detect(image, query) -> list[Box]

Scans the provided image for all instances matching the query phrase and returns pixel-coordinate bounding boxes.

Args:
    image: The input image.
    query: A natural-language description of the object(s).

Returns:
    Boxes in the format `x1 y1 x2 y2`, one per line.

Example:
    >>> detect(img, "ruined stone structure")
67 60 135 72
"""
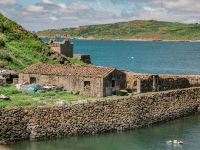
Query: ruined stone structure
124 71 200 93
73 54 91 64
0 69 17 84
1 87 200 144
137 75 191 93
18 64 126 97
49 39 73 57
0 77 6 86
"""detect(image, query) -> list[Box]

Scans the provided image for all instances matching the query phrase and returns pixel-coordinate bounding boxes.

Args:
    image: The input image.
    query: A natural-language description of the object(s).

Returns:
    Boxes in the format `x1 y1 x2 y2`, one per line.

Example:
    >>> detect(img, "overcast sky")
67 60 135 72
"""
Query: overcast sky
0 0 199 31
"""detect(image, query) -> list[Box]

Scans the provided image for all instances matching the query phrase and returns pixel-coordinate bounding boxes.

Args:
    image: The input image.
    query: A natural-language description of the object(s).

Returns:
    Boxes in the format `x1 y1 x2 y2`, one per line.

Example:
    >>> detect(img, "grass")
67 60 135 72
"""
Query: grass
67 57 86 65
0 85 89 108
0 13 86 71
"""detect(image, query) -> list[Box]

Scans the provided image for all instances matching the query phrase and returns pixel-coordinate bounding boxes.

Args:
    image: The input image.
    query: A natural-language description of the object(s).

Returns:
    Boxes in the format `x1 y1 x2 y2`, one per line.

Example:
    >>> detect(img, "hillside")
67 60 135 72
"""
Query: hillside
37 20 200 40
0 13 70 71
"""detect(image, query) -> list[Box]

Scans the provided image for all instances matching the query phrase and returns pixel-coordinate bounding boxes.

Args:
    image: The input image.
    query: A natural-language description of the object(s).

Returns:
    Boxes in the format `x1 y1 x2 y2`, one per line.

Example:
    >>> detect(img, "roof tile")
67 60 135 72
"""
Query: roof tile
21 64 116 78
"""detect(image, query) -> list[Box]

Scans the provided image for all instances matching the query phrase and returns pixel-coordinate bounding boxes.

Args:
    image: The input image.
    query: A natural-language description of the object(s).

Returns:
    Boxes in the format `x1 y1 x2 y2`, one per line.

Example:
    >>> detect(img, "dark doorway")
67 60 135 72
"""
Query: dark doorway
30 77 36 84
112 80 115 87
84 81 91 90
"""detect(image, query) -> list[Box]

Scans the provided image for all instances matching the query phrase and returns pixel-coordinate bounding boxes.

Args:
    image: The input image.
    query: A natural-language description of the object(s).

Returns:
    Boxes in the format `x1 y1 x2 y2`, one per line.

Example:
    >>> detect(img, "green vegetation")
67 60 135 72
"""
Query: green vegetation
0 13 83 71
67 57 86 65
0 86 89 108
37 20 200 40
0 13 57 70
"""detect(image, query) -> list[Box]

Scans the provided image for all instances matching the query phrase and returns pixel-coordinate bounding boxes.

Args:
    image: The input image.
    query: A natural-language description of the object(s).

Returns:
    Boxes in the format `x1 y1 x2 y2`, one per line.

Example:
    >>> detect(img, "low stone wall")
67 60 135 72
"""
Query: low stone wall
0 77 6 86
139 75 191 93
1 87 200 144
73 54 91 64
124 71 200 92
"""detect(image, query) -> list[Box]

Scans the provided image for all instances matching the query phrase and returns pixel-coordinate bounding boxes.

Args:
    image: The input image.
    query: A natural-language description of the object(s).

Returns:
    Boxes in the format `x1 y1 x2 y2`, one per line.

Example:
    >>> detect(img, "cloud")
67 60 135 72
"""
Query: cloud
1 0 200 31
58 3 67 9
0 0 16 4
42 0 53 4
49 16 58 21
26 5 44 13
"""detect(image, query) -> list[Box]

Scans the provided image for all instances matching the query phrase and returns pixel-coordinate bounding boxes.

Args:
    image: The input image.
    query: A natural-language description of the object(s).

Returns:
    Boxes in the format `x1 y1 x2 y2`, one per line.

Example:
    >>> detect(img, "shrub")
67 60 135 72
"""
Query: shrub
0 50 12 61
0 39 5 47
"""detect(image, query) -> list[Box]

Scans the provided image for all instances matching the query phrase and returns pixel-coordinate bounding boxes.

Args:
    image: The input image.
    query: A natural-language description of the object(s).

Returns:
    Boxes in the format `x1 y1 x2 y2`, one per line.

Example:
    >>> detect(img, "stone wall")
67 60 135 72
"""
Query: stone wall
18 73 104 97
1 87 200 144
139 75 191 93
124 71 200 92
18 70 126 97
0 77 6 86
73 54 91 64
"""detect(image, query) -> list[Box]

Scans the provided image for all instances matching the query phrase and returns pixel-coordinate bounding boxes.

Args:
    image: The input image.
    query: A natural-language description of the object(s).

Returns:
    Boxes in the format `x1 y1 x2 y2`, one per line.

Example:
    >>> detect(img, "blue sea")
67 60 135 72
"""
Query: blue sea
74 40 200 74
43 38 200 75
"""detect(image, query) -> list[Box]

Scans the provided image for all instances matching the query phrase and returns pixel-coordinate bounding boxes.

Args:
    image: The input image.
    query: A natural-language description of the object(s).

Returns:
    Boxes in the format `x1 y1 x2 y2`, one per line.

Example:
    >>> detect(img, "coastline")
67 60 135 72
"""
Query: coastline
38 36 200 42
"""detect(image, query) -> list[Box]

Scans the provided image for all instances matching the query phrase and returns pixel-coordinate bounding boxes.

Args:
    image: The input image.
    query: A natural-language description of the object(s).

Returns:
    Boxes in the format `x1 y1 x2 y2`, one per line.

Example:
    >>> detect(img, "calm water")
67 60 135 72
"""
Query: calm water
71 40 200 75
10 39 200 150
5 115 200 150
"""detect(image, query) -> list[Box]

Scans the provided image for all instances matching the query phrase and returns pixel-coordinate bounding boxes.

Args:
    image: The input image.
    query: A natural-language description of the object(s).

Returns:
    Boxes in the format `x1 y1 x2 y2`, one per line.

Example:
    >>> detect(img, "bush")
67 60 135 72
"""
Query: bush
0 60 5 67
0 50 12 61
0 39 5 47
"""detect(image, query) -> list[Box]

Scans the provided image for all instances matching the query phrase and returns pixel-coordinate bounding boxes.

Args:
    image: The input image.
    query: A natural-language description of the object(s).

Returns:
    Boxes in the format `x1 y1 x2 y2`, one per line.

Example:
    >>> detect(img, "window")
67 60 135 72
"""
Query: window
112 80 115 87
30 77 36 84
84 81 91 90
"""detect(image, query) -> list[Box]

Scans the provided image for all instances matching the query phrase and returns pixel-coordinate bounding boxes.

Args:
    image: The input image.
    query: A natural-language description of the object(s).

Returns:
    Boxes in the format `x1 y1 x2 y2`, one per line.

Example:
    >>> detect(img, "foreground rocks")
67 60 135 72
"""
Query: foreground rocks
1 87 200 144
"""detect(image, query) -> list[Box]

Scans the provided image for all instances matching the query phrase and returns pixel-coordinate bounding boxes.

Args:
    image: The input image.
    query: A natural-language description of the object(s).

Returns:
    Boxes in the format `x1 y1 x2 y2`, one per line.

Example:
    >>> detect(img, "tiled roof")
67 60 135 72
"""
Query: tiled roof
21 64 116 78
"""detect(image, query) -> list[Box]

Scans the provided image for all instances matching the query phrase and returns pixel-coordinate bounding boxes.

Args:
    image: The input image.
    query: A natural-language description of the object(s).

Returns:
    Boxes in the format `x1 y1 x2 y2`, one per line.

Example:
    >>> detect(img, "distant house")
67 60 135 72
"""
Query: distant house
44 38 92 64
19 64 126 97
48 39 73 57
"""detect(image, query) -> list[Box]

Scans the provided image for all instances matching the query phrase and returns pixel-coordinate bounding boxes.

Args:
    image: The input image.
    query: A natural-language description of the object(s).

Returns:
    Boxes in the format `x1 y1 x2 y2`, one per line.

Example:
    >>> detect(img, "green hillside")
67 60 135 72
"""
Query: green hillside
0 13 71 71
37 20 200 40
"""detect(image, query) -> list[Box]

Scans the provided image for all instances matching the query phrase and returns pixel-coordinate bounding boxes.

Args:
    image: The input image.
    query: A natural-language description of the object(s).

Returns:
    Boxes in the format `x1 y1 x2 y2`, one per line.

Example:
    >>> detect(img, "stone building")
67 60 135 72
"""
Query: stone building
49 39 73 57
19 64 126 97
0 69 17 84
73 54 91 64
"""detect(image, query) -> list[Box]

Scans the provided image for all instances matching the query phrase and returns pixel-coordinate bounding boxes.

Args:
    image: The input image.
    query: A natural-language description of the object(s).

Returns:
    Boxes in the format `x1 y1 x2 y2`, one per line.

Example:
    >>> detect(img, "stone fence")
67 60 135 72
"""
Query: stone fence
1 87 200 144
124 71 200 93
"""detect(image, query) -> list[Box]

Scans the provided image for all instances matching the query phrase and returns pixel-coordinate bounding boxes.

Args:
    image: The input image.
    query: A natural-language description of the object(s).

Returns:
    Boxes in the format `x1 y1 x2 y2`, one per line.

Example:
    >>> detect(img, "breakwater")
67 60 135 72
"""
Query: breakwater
1 87 200 144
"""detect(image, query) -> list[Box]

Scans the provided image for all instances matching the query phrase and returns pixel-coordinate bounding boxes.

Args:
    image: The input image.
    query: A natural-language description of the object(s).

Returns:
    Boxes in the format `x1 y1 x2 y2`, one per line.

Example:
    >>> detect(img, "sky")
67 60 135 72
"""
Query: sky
0 0 200 31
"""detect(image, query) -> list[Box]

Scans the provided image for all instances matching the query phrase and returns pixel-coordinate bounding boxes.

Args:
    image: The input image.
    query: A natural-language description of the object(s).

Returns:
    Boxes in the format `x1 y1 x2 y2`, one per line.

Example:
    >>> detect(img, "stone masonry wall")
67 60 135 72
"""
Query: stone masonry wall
0 77 6 86
1 87 200 144
139 76 191 93
124 71 200 92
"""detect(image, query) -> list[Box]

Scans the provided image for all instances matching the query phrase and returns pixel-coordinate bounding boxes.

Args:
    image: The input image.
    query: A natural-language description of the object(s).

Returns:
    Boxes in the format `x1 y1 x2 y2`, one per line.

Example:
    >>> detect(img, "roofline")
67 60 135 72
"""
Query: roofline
20 64 117 78
20 72 111 78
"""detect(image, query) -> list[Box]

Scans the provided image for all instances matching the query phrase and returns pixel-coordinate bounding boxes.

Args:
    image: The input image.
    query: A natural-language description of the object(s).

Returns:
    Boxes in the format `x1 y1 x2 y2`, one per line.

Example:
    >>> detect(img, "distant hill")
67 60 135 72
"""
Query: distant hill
37 20 200 40
0 13 71 71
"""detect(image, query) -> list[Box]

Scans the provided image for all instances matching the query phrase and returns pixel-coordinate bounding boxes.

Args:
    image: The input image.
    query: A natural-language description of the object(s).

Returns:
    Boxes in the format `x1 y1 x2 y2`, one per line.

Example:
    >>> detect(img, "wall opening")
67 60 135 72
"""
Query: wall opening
84 81 91 91
30 77 36 84
112 80 115 87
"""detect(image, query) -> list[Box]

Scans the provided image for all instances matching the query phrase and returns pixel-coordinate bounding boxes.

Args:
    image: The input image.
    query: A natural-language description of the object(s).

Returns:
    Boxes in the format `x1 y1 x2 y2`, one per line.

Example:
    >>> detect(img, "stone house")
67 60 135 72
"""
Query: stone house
46 38 91 64
18 64 126 97
49 39 73 57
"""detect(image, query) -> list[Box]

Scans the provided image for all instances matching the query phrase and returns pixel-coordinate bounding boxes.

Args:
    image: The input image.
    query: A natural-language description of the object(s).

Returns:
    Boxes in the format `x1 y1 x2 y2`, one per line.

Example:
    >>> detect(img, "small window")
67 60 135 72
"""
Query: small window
84 81 91 90
112 80 115 87
30 77 36 84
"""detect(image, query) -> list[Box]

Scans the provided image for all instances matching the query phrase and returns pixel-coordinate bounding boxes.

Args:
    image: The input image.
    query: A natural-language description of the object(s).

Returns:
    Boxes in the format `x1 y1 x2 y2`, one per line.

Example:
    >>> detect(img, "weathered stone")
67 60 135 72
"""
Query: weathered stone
1 87 200 144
